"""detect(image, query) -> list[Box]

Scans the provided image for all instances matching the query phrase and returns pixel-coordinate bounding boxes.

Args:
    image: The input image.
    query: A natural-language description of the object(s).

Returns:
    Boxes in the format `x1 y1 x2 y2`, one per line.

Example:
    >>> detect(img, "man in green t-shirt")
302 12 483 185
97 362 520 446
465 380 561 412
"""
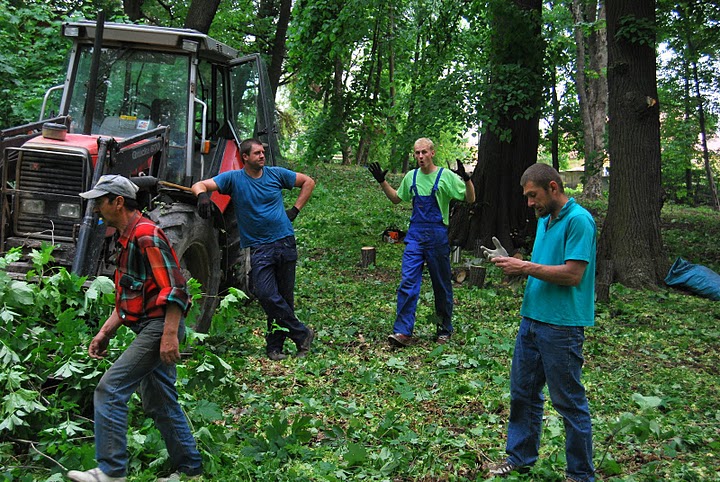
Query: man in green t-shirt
369 138 475 347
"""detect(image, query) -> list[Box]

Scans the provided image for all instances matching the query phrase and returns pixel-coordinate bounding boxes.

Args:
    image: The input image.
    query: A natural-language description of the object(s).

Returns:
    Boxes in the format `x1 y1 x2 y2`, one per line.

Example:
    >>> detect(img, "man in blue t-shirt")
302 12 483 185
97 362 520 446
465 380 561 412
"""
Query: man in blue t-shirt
483 163 596 482
192 138 315 361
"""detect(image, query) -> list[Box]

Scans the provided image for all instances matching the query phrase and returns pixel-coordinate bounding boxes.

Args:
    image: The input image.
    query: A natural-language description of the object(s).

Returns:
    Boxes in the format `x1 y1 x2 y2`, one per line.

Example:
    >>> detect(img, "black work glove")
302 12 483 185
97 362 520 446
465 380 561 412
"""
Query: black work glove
197 192 212 219
286 206 300 222
368 162 388 184
453 159 471 182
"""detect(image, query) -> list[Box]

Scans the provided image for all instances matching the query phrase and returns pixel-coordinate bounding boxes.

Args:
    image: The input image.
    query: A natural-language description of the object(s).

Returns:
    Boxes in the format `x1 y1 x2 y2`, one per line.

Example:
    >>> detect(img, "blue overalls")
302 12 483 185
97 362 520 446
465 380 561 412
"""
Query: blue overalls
394 168 454 337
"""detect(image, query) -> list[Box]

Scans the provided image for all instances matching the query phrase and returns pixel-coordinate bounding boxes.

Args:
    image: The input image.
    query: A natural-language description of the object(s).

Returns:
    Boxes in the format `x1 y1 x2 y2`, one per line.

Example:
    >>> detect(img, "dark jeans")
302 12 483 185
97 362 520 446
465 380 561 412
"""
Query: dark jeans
250 236 311 353
506 317 595 481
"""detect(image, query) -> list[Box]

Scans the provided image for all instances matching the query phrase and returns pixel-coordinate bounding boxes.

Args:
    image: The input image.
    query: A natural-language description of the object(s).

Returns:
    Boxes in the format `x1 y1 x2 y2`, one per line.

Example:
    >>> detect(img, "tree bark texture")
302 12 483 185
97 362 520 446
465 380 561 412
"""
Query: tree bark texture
451 0 543 254
263 0 292 98
184 0 222 33
598 0 667 298
123 0 145 21
691 60 720 211
572 0 608 200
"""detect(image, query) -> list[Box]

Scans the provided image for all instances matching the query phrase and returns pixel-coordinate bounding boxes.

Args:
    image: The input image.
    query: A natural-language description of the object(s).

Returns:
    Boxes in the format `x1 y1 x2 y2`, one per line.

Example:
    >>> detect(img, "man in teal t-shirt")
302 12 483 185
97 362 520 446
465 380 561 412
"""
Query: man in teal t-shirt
368 138 475 347
485 163 596 482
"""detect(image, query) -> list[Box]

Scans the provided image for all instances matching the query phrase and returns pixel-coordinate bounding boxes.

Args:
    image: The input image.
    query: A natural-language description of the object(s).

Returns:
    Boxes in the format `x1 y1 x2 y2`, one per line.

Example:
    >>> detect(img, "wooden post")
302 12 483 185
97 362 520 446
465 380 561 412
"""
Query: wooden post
468 264 486 287
361 246 376 268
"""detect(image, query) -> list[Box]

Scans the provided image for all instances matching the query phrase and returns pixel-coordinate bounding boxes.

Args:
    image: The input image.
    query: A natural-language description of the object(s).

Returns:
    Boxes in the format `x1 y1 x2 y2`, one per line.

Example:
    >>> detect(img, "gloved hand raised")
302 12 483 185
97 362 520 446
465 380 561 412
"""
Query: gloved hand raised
197 192 212 219
368 162 388 184
452 159 471 182
480 236 509 260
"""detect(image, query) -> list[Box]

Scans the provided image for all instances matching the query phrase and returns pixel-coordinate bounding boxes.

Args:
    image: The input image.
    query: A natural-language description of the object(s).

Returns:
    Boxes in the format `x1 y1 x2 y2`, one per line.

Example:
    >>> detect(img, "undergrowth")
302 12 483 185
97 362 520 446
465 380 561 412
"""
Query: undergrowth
1 163 719 481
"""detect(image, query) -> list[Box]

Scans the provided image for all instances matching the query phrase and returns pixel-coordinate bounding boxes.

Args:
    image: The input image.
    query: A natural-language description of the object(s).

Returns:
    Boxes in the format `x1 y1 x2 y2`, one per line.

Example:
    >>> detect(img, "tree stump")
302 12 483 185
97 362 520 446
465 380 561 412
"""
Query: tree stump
361 246 376 268
453 267 468 283
468 265 486 287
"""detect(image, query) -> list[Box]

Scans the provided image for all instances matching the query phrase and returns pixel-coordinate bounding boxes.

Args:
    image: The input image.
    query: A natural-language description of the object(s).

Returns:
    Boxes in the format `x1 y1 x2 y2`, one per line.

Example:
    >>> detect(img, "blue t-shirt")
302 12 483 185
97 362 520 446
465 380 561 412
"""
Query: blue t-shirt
520 198 596 326
213 167 297 248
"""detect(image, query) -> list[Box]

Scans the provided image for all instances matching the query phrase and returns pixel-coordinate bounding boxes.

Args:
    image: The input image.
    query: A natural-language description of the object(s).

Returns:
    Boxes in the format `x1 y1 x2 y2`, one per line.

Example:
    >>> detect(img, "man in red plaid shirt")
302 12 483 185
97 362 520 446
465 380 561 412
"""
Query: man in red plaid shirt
68 175 202 482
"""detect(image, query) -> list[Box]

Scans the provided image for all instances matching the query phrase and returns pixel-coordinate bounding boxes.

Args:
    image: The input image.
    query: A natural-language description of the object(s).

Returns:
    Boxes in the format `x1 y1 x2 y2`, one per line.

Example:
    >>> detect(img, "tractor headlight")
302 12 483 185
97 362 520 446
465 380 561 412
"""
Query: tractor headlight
58 203 81 219
20 199 45 215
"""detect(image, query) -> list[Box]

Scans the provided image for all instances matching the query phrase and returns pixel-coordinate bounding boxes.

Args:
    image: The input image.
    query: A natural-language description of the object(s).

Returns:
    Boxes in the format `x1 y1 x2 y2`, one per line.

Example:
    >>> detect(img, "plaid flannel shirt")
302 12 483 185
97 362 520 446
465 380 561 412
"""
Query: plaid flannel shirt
114 213 190 325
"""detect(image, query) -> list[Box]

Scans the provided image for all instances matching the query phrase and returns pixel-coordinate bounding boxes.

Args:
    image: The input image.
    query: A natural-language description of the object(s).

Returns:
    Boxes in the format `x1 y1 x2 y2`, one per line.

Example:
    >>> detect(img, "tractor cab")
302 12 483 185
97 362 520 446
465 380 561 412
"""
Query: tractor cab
0 20 280 331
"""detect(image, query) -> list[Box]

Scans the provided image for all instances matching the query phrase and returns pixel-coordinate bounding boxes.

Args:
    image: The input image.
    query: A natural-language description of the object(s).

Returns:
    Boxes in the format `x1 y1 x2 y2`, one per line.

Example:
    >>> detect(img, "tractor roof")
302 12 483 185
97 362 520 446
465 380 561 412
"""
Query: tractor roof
62 20 238 63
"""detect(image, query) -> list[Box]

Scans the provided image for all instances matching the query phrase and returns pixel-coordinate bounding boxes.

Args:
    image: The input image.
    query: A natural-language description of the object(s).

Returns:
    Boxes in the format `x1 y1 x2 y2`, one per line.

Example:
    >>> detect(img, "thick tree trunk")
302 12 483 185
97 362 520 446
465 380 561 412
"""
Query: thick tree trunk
184 0 221 33
453 0 543 253
123 0 145 21
572 0 608 199
597 0 666 299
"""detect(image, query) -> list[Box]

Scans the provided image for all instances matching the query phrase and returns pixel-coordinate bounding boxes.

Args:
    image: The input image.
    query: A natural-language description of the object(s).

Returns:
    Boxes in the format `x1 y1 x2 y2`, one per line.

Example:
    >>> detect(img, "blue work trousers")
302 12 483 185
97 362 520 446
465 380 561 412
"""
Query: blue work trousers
250 236 311 353
506 317 595 481
394 225 453 337
94 318 202 477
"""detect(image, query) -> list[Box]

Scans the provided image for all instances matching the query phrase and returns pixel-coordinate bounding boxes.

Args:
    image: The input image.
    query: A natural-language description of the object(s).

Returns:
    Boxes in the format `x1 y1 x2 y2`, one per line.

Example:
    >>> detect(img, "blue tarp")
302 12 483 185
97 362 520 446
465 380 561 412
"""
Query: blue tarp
664 257 720 301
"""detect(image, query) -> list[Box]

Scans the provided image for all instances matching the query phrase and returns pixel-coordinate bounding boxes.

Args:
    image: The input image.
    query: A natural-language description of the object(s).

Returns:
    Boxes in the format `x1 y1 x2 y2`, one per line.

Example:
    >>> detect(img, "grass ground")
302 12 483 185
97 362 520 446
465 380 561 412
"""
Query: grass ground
164 163 719 481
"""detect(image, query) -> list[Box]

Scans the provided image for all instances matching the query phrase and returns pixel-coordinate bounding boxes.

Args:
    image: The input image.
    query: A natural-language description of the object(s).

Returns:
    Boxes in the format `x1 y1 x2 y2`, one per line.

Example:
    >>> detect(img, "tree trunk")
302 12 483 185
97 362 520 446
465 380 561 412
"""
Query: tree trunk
453 0 543 253
597 0 666 299
572 0 608 199
123 0 145 21
550 67 560 172
691 59 720 211
184 0 222 33
332 55 352 165
266 0 292 98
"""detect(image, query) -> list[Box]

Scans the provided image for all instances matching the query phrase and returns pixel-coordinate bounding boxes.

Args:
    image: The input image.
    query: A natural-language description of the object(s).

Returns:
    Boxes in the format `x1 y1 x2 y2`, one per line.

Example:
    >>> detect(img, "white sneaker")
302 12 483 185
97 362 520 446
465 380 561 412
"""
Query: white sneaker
156 473 201 481
67 467 126 482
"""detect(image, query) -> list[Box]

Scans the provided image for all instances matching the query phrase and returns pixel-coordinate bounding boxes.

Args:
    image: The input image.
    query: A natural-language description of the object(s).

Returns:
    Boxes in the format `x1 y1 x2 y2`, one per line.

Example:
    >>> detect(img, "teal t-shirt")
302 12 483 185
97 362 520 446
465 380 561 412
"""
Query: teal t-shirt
214 167 297 248
520 198 596 326
396 168 466 225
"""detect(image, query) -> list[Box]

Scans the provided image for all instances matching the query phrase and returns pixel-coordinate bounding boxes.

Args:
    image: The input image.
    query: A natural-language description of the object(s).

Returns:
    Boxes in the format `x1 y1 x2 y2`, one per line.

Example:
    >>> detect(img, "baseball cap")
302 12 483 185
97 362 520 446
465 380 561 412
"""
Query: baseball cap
79 174 139 200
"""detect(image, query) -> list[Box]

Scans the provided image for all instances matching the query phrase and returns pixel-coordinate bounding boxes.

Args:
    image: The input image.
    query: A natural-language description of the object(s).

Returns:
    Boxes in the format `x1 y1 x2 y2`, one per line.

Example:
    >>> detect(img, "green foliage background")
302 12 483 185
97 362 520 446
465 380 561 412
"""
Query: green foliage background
1 164 719 481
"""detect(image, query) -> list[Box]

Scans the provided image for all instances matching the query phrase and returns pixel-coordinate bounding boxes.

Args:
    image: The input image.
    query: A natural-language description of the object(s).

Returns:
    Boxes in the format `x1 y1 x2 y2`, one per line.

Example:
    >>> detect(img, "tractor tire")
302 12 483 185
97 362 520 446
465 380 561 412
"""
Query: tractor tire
220 202 252 296
149 204 221 333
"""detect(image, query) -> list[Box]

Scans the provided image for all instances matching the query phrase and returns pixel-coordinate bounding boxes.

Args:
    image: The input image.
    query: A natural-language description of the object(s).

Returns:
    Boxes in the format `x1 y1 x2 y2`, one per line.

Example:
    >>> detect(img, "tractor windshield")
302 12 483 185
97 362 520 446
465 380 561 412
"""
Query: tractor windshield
67 47 191 179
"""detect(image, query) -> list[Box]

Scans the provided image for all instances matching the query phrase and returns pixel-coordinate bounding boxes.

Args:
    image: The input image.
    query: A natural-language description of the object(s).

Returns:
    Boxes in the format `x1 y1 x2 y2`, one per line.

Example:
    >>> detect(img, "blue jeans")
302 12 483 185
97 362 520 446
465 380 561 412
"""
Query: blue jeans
250 236 311 353
394 226 453 337
506 317 594 481
94 319 202 477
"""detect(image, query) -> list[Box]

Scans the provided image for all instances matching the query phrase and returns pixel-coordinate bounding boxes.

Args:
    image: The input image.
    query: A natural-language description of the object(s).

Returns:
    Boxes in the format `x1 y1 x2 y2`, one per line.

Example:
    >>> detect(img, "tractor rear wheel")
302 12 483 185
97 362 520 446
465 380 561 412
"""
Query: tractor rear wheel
150 204 221 333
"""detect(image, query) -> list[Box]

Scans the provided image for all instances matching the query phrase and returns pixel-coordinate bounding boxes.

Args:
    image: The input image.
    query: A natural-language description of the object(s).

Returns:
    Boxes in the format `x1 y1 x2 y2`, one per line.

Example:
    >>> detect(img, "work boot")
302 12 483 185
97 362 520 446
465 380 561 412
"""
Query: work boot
267 351 287 361
67 467 126 482
296 328 315 357
156 472 201 481
388 333 414 347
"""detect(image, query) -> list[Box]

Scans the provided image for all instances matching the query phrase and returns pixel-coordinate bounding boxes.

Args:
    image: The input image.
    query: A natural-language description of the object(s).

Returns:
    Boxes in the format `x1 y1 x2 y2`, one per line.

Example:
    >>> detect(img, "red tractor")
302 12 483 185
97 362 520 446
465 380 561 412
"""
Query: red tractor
0 19 280 332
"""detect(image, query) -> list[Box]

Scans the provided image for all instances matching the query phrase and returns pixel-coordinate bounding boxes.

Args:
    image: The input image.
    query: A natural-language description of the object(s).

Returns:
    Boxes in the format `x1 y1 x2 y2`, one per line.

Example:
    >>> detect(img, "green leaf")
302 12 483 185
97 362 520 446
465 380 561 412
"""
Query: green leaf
344 442 367 466
193 399 223 422
632 393 664 411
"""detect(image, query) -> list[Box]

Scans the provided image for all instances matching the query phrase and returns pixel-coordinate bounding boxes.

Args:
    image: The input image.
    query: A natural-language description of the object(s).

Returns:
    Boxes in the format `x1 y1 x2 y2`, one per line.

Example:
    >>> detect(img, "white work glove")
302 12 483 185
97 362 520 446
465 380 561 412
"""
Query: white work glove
480 236 509 260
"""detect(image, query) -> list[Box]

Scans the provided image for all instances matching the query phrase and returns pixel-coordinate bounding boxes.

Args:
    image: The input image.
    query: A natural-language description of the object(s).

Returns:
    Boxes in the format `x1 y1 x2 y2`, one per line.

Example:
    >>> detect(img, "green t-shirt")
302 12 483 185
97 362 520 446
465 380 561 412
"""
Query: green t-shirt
396 168 467 225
